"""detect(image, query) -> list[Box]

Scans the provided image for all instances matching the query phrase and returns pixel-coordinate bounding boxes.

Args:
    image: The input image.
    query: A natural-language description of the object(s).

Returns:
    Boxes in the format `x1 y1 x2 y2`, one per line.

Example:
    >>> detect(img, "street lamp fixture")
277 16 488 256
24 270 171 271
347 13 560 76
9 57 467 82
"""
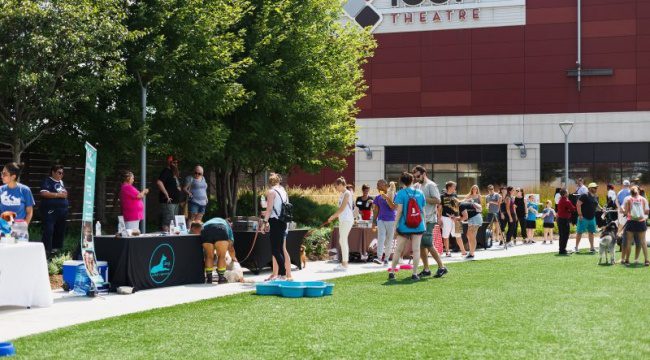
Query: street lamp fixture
356 144 373 160
559 121 575 187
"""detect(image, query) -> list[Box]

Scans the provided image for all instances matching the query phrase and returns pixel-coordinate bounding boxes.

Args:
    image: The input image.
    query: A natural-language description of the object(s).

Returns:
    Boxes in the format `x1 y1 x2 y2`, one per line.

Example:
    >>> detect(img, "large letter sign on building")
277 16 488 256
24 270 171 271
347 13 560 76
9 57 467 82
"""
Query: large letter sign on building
344 0 526 34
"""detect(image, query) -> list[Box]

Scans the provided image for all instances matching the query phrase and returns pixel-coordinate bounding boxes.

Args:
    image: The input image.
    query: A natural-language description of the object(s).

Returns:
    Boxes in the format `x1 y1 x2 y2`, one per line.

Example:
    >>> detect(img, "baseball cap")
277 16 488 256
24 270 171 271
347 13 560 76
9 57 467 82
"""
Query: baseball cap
588 182 598 189
623 180 630 186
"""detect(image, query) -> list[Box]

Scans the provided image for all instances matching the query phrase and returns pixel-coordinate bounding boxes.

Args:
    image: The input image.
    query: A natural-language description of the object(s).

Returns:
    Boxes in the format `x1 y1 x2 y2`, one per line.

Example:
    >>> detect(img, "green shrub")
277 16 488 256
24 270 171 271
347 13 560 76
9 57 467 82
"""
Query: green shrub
303 227 332 260
48 253 71 276
204 190 336 227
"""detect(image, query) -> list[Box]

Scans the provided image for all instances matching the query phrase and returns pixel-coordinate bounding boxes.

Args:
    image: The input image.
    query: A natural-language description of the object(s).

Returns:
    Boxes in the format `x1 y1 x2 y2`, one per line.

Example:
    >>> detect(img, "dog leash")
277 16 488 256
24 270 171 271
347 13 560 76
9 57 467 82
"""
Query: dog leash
240 220 332 265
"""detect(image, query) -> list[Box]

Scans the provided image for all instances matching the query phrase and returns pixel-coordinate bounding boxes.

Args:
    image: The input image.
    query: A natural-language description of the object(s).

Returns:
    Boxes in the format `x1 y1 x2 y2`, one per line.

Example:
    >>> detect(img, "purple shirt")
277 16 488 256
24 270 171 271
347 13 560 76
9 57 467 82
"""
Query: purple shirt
375 194 396 221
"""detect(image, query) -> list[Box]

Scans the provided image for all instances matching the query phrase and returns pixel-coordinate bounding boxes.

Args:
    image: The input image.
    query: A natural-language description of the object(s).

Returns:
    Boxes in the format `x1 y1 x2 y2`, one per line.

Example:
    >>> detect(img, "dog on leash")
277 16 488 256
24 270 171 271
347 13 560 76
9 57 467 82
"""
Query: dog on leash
599 221 618 265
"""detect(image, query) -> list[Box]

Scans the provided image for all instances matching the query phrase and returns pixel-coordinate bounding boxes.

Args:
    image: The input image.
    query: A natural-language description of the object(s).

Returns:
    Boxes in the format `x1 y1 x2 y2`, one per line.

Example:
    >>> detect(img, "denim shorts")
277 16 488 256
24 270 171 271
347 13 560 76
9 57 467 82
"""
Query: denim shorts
468 214 483 226
188 201 207 214
576 217 597 234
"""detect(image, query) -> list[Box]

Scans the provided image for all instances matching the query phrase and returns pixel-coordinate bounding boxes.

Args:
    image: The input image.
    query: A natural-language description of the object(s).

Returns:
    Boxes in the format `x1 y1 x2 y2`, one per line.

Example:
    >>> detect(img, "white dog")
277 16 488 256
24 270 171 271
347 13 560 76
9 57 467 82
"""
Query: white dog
598 222 618 265
223 253 251 283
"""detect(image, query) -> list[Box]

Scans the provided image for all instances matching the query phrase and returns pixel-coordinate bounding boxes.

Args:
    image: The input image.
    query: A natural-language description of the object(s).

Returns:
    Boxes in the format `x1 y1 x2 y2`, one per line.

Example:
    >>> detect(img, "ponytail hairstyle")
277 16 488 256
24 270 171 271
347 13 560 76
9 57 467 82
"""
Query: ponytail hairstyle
4 162 24 182
335 177 347 187
630 186 640 197
268 172 282 186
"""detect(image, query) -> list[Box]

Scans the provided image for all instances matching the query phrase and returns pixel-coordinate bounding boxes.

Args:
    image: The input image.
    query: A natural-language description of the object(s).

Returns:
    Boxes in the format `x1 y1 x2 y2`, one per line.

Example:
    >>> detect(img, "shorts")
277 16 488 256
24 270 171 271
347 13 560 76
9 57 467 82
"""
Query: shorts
526 220 537 229
622 228 646 247
468 214 483 227
625 220 648 233
420 222 435 248
543 222 555 229
188 201 207 214
201 224 231 244
160 203 179 226
441 216 455 238
576 217 597 234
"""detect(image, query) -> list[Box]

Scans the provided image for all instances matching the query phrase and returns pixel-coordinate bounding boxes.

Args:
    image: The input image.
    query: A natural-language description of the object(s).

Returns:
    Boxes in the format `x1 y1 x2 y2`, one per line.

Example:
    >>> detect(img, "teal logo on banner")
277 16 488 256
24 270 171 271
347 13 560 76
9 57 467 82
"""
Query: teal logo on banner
79 142 104 287
149 243 175 284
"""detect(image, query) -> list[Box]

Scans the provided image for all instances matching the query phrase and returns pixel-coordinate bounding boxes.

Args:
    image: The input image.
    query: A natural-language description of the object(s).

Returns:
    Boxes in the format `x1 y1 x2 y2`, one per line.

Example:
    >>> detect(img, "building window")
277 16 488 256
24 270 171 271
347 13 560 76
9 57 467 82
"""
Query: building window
540 143 650 187
385 145 507 193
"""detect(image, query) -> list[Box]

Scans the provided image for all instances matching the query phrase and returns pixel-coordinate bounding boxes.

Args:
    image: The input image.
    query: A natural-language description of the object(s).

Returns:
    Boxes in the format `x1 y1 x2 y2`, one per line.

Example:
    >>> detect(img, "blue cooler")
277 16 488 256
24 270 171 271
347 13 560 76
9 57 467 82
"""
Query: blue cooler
62 260 108 290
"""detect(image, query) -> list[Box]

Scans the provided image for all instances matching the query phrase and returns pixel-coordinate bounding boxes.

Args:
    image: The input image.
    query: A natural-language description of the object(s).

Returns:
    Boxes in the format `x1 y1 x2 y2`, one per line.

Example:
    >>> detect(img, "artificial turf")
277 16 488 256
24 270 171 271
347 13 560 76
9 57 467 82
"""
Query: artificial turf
14 252 650 359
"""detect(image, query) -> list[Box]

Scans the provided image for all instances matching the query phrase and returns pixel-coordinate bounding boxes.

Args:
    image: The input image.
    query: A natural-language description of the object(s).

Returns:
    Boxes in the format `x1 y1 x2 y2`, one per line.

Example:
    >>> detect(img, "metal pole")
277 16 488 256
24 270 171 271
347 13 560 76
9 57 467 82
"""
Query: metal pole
576 0 582 91
141 84 147 233
564 133 569 188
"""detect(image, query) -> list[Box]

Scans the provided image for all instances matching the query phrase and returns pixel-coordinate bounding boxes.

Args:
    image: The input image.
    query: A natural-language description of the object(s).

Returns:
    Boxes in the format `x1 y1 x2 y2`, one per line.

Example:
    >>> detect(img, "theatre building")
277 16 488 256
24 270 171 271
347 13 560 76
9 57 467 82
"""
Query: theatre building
289 0 650 192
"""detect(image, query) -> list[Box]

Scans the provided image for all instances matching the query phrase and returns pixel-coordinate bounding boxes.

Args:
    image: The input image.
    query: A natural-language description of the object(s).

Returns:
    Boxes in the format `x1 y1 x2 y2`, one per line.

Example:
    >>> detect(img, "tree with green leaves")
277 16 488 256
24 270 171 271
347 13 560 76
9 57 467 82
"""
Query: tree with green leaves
125 0 251 165
213 0 375 217
0 0 128 163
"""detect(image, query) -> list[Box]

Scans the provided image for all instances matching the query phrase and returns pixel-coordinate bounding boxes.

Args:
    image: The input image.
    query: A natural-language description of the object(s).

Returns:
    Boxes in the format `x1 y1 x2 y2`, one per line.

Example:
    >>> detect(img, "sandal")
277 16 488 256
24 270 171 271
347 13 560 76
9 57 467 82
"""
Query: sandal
645 261 650 267
264 275 278 282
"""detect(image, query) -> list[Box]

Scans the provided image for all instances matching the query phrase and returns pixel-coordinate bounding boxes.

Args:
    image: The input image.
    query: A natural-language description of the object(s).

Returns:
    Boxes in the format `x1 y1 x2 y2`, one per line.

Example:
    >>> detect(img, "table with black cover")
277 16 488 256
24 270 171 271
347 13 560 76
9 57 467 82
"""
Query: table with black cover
233 229 308 274
94 234 204 292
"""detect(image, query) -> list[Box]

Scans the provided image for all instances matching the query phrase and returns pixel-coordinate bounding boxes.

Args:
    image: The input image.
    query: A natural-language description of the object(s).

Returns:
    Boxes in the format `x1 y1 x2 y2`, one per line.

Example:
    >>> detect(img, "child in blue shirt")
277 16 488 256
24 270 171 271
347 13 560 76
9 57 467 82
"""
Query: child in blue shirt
541 200 557 244
525 195 538 244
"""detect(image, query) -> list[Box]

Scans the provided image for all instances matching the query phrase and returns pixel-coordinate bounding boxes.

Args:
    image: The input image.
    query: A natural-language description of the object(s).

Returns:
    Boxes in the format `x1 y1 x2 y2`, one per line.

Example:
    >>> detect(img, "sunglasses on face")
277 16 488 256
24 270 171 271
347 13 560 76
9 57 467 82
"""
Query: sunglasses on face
56 170 64 175
194 172 203 176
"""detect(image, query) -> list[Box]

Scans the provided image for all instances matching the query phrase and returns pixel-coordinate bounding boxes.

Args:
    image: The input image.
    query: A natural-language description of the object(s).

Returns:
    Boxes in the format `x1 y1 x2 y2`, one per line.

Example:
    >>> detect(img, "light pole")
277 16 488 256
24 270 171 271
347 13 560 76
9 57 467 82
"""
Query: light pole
559 121 574 188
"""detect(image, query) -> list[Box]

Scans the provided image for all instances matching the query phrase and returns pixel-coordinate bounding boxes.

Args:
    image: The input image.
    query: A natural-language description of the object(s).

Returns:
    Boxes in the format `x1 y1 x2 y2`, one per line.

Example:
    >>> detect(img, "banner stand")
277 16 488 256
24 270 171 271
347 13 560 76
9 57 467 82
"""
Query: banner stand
80 142 108 295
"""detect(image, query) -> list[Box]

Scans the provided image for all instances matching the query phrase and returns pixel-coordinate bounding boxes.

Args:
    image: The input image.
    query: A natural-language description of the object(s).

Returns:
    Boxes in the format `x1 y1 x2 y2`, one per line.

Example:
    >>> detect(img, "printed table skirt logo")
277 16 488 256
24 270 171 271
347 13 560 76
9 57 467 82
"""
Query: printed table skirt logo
149 243 175 284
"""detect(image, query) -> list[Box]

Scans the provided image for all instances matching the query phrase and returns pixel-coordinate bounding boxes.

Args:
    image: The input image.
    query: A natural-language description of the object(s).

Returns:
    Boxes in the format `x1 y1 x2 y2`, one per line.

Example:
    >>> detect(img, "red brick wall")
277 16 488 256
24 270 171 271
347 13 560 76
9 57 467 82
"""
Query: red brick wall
286 155 355 188
358 0 650 118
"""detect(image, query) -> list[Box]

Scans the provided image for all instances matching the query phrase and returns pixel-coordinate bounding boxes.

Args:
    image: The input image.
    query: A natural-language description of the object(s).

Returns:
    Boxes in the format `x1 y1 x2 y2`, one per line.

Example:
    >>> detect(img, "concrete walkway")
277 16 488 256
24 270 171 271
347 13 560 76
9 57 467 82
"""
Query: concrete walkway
0 237 639 341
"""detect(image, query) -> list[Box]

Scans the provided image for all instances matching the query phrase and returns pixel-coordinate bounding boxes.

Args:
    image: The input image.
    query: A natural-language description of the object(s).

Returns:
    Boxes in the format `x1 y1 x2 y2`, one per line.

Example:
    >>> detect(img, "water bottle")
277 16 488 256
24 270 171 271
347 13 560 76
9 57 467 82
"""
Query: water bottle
169 220 175 234
95 221 102 236
260 195 267 209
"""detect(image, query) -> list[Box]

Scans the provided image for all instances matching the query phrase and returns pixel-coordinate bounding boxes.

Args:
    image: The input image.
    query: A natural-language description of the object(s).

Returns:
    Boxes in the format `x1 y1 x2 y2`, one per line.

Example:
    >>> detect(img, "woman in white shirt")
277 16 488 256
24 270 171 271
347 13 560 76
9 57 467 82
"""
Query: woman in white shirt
328 177 354 271
262 173 292 281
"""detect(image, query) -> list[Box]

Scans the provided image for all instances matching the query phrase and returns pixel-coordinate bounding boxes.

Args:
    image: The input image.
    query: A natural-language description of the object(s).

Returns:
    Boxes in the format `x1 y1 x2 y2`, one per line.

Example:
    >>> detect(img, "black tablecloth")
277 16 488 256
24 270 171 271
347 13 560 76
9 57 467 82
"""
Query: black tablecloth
233 230 308 274
95 234 204 292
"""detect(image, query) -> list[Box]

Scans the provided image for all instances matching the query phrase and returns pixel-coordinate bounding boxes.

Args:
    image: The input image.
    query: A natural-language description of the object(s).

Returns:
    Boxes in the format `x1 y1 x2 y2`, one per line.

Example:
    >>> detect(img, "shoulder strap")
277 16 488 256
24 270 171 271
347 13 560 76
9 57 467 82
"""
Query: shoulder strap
272 188 286 217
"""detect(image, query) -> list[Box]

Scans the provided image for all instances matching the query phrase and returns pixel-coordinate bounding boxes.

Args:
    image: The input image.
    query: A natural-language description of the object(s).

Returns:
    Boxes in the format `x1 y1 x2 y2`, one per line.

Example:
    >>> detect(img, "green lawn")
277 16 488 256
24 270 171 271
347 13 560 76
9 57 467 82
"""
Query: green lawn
15 253 650 359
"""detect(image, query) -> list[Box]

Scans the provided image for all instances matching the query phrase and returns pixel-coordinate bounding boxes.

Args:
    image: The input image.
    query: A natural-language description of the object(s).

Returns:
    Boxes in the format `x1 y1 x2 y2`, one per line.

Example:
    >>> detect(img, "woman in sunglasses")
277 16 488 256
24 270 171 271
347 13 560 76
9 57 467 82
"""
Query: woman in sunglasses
39 164 69 256
184 165 208 222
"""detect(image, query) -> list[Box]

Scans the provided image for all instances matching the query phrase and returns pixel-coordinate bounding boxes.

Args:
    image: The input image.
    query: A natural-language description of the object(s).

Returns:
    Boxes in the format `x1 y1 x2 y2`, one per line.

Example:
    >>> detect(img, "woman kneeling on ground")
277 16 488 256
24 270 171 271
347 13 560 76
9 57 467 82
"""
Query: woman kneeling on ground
388 172 426 281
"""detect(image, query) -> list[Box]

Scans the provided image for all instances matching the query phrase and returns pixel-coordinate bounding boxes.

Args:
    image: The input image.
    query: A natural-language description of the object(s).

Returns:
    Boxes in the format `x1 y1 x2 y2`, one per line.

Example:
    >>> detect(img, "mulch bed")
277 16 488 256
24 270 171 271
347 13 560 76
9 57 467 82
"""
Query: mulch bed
49 275 63 290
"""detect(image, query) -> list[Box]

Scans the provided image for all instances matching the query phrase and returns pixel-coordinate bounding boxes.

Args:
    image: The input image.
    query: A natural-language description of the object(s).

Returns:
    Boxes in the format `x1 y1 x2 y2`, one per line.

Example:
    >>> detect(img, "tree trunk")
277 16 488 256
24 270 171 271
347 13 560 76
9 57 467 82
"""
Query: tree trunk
252 172 258 218
214 160 241 219
12 137 22 164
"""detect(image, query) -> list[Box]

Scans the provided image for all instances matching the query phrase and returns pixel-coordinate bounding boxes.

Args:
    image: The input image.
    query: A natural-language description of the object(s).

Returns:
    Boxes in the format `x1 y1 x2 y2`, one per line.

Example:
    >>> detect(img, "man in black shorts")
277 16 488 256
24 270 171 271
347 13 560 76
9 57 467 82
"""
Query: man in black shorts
190 218 237 284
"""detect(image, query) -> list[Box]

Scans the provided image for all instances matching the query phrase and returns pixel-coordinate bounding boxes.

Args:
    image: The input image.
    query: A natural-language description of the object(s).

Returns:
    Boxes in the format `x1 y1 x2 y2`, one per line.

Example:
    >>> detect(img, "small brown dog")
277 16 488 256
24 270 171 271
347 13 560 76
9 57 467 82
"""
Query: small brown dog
300 245 307 269
1 211 16 224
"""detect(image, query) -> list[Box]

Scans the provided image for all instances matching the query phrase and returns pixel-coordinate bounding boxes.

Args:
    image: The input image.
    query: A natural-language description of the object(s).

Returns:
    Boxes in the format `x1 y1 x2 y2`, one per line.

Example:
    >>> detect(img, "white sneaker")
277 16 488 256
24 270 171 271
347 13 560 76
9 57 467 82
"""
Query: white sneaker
333 264 348 272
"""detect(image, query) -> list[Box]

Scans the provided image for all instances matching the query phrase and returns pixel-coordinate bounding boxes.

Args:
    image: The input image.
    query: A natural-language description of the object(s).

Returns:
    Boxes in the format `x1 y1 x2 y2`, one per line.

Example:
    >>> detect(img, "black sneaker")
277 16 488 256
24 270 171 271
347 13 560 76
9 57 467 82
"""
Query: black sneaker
372 258 383 265
411 274 420 281
205 272 213 284
418 269 432 277
388 272 396 281
465 254 475 260
433 267 448 278
217 274 227 284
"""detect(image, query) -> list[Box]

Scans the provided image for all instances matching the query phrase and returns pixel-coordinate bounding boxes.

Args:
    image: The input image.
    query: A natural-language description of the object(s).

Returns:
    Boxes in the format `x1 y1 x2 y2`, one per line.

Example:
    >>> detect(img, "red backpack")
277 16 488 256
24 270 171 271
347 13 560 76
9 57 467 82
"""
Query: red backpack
405 190 422 228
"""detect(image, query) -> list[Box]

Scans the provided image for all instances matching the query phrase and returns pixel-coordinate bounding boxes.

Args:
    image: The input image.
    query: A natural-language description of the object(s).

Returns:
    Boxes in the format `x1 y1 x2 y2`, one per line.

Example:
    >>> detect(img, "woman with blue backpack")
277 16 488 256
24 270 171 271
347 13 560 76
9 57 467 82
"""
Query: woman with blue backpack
388 172 426 281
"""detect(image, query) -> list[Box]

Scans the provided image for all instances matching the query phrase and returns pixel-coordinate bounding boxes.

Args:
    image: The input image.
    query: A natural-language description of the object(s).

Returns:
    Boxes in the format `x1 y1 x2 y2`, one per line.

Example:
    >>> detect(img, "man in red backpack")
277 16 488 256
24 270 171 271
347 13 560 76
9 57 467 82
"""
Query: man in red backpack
412 165 448 279
388 172 427 281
